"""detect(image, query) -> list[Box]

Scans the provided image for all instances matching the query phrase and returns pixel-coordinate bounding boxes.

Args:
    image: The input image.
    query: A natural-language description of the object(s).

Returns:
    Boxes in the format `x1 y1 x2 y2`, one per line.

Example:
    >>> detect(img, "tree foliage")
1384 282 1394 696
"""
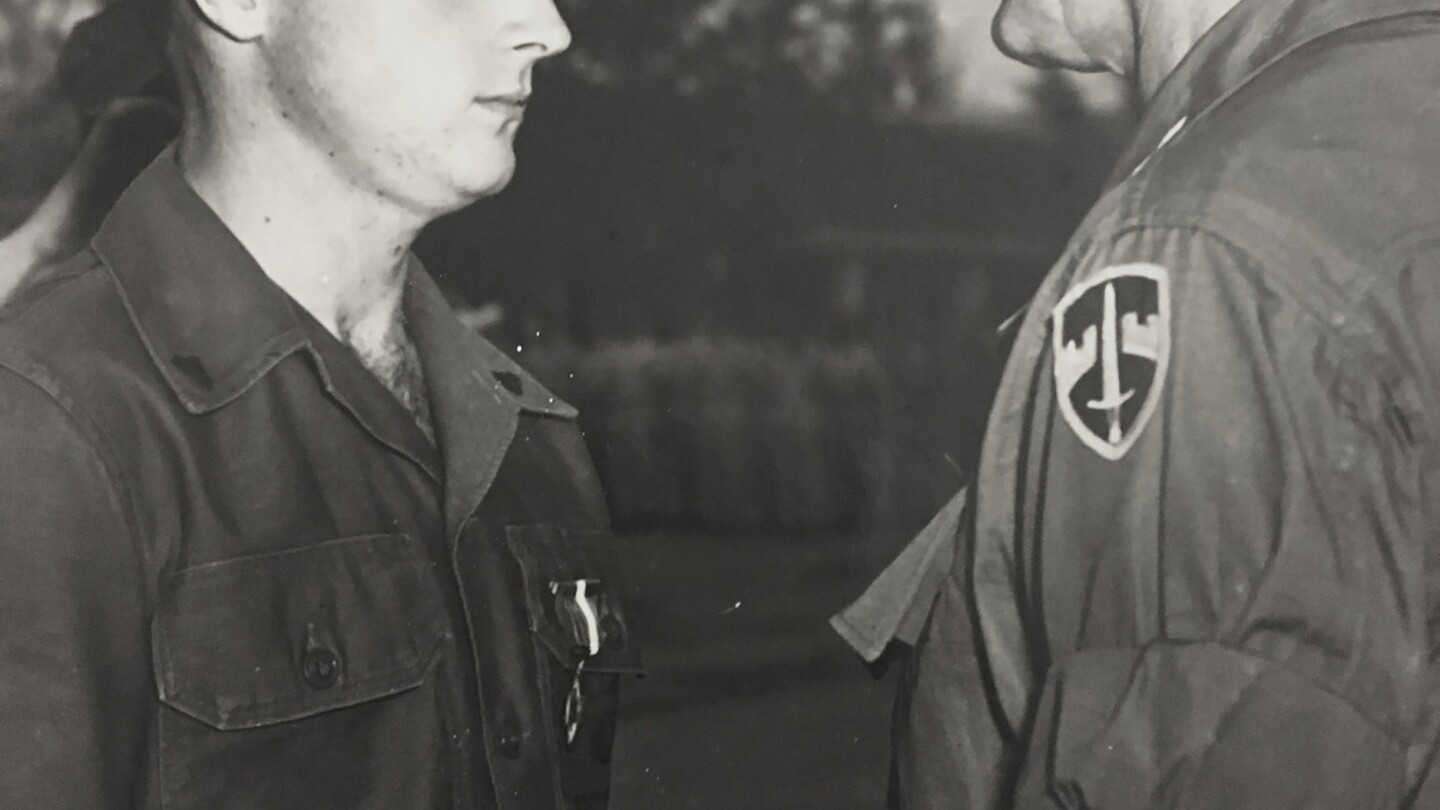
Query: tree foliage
0 0 98 120
553 0 946 119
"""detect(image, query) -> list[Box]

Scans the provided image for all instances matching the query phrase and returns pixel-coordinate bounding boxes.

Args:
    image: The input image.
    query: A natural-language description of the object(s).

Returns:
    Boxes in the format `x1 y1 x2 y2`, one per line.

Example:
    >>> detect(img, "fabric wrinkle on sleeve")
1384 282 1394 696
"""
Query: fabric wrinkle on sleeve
892 561 1015 810
834 488 1020 807
1013 641 1408 809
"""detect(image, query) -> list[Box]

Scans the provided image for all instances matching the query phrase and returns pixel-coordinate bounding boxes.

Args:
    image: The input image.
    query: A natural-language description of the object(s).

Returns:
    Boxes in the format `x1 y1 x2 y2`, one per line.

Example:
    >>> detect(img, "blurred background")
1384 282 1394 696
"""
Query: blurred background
0 0 1131 806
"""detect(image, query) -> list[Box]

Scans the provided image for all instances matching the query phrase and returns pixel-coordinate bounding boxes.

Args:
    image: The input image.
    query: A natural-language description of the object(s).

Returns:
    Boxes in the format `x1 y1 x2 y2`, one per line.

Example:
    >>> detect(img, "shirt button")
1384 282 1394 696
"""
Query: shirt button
302 648 342 689
499 731 524 759
493 370 524 397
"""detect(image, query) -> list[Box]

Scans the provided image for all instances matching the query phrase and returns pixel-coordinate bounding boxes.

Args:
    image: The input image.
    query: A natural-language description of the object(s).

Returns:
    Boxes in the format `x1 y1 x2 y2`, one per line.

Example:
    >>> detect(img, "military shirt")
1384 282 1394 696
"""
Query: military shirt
0 151 641 808
836 0 1440 806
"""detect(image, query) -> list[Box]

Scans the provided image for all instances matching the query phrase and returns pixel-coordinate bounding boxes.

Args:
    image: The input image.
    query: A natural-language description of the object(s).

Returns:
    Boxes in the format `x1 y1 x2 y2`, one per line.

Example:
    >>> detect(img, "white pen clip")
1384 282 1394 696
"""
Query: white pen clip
551 578 602 657
573 578 601 657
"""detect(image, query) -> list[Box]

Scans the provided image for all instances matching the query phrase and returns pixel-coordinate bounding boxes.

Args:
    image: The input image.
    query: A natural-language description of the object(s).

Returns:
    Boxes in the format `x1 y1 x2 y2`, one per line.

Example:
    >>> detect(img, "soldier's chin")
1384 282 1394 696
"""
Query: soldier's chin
456 152 518 201
430 154 516 212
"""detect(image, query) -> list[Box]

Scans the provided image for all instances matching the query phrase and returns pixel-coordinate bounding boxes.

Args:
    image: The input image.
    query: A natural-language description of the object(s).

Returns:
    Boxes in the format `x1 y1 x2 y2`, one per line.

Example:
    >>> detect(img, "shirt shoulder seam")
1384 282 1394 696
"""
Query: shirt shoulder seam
0 354 152 605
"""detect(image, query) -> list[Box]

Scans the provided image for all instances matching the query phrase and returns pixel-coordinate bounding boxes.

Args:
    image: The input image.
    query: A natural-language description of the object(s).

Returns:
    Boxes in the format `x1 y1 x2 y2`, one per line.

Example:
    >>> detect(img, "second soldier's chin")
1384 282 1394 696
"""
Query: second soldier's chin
454 159 518 202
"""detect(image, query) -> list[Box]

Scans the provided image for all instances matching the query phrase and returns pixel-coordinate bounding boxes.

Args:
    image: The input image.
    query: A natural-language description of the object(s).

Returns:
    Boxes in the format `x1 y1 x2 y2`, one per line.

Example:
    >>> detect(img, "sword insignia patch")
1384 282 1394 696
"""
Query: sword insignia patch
1052 263 1170 460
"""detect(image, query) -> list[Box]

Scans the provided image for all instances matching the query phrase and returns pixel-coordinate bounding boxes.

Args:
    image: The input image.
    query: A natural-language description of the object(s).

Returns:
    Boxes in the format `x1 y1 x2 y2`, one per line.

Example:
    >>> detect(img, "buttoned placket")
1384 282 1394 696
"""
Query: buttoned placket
406 268 571 809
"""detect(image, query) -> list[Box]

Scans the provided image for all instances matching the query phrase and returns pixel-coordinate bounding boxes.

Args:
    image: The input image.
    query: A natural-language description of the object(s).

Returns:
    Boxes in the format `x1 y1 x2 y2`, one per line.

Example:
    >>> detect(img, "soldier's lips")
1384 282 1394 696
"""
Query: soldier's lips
473 94 529 121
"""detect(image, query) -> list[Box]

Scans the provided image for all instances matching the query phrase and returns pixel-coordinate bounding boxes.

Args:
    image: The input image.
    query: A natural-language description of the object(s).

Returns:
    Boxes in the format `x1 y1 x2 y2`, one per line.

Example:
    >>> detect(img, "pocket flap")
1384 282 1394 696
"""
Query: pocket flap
504 525 643 674
152 534 445 730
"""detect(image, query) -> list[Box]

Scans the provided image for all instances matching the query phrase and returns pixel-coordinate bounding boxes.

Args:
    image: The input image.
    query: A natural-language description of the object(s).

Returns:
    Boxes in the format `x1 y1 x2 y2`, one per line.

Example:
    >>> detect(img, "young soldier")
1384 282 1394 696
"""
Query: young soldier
0 0 639 806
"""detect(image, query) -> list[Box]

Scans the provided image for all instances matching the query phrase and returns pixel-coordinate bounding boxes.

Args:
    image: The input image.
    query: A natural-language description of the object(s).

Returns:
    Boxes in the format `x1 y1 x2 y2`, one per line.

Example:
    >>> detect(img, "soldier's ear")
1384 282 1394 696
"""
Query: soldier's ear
191 0 269 42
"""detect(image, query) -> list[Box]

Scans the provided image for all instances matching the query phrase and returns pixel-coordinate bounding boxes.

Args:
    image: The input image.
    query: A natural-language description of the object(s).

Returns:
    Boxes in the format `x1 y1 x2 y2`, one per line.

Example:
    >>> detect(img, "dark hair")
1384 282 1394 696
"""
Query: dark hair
58 0 179 119
136 0 177 44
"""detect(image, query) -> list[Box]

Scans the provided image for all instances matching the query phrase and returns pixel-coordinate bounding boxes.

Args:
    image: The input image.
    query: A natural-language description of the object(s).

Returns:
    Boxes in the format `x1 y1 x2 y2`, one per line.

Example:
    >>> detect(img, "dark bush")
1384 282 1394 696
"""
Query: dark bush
524 336 974 533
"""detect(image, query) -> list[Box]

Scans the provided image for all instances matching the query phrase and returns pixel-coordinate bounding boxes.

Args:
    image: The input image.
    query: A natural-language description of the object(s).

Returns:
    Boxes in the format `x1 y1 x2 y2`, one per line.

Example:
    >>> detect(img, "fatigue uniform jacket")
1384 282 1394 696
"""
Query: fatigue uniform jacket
835 0 1440 806
0 152 641 809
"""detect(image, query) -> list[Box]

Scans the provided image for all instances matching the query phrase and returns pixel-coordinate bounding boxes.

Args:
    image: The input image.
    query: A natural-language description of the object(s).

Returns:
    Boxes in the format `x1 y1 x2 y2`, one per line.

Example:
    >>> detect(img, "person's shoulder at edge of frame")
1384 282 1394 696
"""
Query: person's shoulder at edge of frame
1115 18 1440 293
0 242 144 409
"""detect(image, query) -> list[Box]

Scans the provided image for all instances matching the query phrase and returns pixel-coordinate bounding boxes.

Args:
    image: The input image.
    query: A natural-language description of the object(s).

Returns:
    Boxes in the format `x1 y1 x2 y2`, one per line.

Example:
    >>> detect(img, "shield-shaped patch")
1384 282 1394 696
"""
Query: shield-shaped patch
1052 263 1170 460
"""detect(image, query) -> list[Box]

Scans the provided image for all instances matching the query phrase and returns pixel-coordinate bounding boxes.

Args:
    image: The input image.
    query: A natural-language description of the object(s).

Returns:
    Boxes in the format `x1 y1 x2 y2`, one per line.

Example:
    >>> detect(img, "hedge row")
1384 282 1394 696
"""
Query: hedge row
523 337 974 532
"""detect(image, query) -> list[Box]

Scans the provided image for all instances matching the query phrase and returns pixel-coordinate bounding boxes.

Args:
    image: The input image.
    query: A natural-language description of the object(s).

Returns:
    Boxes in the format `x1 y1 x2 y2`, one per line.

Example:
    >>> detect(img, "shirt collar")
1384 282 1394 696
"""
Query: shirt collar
1109 0 1440 185
402 259 577 540
404 263 577 421
92 147 309 414
93 148 577 421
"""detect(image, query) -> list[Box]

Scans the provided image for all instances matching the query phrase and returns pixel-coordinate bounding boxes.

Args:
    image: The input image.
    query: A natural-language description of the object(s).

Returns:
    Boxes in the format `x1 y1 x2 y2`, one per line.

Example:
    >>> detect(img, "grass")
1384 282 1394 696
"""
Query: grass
611 530 898 809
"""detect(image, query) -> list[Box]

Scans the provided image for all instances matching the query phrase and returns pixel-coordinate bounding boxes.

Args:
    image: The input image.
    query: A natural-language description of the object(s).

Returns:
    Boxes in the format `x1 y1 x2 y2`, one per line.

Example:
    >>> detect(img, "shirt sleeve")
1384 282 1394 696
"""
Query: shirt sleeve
1003 224 1428 809
891 557 1017 810
830 487 965 662
831 488 1020 809
0 366 151 807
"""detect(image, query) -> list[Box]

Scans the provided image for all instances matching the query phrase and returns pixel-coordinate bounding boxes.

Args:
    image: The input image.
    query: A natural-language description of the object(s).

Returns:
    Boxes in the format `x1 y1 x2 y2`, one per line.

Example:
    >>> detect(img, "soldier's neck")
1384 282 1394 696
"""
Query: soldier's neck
176 117 422 341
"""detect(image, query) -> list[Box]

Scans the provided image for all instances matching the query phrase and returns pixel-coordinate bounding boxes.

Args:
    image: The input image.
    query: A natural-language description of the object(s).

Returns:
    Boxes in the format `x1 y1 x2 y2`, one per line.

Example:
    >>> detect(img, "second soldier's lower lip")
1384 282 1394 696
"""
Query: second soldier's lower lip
474 96 528 122
475 104 524 132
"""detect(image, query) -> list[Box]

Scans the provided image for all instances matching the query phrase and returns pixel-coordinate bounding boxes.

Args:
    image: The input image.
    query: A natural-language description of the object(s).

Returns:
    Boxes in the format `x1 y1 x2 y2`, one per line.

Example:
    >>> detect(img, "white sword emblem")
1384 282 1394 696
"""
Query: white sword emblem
1085 282 1134 444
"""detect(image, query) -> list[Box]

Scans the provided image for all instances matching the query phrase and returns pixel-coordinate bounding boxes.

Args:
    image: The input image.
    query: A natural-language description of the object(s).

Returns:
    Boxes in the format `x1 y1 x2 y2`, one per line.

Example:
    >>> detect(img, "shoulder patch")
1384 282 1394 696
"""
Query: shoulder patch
1052 263 1170 461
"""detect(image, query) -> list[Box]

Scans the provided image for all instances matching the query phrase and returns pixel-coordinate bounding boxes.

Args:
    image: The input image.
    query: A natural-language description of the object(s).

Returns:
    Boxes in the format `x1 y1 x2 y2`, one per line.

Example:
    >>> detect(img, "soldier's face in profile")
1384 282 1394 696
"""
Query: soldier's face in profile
259 0 571 215
991 0 1134 75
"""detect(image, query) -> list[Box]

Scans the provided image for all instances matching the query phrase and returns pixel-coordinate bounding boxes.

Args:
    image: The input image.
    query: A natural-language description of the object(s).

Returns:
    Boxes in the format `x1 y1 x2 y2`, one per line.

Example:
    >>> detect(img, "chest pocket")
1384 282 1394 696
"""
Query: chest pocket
503 526 642 807
503 525 643 675
150 534 449 808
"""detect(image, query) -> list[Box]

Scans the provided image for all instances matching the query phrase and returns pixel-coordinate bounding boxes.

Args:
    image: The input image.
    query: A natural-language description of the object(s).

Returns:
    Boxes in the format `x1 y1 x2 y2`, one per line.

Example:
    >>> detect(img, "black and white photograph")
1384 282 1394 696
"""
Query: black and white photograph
1 0 1438 806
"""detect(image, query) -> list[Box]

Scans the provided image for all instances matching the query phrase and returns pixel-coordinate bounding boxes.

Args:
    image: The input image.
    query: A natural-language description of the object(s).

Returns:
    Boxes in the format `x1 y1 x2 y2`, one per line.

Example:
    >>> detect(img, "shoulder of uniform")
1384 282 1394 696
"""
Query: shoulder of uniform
0 250 125 353
0 250 161 421
1116 22 1440 286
